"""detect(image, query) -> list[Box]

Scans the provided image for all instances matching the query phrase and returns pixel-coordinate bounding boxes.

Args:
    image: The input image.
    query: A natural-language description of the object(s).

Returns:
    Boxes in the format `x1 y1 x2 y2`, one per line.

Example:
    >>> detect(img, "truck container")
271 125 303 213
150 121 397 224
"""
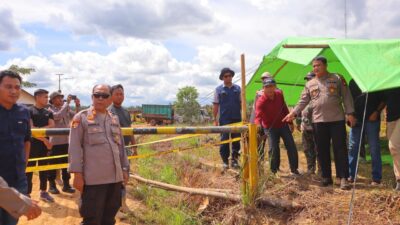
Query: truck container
142 104 173 125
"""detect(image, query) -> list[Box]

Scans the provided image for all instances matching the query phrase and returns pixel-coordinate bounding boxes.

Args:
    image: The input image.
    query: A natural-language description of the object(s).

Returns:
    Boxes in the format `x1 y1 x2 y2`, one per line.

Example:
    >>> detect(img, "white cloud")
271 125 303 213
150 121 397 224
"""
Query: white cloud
3 38 241 106
0 8 25 50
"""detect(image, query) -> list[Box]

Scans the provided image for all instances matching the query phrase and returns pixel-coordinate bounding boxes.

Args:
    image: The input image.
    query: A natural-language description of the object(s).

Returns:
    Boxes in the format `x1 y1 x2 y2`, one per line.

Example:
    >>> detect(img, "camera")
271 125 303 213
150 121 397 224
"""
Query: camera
69 95 77 100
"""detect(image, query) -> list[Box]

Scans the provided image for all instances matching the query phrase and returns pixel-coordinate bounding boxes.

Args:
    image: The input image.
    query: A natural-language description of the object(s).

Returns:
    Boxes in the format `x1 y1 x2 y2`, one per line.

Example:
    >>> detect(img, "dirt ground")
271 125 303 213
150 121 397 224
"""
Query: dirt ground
18 174 141 225
18 133 400 224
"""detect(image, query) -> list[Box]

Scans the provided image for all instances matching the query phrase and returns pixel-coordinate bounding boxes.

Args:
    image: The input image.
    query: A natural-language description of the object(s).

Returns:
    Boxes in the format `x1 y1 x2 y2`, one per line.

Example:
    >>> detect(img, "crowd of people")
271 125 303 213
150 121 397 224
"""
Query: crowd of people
0 55 400 224
0 69 135 225
213 56 400 191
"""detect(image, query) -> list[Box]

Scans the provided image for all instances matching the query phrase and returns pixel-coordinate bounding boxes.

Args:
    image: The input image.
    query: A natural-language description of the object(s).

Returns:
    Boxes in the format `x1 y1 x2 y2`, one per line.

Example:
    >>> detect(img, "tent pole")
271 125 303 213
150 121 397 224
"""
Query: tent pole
282 44 329 48
273 61 288 77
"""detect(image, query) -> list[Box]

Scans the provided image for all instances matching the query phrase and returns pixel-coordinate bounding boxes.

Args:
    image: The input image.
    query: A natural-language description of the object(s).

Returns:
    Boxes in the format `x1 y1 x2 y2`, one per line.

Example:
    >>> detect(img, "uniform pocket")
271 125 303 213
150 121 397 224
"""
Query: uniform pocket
309 86 320 99
87 126 107 145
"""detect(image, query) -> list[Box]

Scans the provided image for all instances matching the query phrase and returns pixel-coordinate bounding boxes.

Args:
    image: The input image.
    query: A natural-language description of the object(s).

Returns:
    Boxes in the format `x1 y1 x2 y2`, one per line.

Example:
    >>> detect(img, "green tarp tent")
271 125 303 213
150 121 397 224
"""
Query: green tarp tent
246 37 400 106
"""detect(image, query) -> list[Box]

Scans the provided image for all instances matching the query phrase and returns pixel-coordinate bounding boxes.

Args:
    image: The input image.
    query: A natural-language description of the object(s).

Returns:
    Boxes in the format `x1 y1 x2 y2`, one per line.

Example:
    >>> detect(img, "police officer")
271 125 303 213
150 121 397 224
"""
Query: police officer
283 56 356 189
0 70 32 225
68 84 129 225
295 72 320 175
213 68 241 169
0 177 41 221
47 91 80 194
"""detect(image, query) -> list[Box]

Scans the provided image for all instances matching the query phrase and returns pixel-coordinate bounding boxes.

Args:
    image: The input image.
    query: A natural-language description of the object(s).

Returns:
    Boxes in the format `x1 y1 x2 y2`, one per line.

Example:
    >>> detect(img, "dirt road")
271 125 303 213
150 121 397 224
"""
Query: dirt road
18 174 140 225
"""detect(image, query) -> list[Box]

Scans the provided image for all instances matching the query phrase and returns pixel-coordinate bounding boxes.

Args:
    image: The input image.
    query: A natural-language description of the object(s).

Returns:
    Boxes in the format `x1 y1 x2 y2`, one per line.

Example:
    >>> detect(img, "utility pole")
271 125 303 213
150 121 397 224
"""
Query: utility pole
55 73 64 92
55 74 73 93
344 0 347 38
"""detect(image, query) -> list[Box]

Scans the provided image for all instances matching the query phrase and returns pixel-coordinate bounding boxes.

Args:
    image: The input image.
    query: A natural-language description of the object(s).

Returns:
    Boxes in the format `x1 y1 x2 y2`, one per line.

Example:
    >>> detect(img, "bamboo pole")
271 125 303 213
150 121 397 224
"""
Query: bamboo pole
130 174 302 210
240 54 250 202
248 123 258 203
282 44 329 48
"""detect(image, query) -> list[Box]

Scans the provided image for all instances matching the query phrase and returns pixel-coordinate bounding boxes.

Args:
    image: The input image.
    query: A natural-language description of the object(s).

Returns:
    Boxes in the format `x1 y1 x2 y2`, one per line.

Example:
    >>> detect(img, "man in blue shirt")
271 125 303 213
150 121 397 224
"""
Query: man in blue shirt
213 68 241 169
0 70 32 225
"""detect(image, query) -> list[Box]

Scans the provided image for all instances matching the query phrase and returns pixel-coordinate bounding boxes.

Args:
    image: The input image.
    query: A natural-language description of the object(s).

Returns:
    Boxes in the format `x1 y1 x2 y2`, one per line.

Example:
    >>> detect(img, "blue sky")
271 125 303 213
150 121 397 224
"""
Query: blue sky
1 0 399 106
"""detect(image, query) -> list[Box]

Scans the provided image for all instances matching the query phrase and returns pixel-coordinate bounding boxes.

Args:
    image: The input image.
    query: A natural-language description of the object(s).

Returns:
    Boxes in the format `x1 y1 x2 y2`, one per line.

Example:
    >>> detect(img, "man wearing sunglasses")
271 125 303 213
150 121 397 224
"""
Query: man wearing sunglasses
68 84 130 225
213 67 242 170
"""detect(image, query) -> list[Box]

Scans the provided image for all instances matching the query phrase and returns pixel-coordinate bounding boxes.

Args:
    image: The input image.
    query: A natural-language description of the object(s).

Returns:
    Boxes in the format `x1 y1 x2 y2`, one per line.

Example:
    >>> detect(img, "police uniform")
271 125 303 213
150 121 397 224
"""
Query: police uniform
298 105 319 173
0 177 32 220
68 106 129 225
293 73 354 180
0 104 30 225
48 102 75 192
213 83 241 166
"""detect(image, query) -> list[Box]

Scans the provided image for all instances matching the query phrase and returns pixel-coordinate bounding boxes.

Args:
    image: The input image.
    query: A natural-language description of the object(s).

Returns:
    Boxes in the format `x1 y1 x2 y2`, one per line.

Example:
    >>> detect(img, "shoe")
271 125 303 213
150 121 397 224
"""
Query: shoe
40 191 55 203
291 170 301 176
347 177 355 183
395 182 400 191
222 163 229 170
62 185 76 193
321 178 333 187
272 171 280 178
230 161 240 170
370 180 381 186
359 157 367 164
340 178 351 190
49 185 60 194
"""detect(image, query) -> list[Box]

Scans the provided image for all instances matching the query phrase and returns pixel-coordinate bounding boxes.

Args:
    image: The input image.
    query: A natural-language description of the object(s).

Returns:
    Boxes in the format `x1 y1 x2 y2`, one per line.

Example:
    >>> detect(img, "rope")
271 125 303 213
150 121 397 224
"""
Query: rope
346 92 369 225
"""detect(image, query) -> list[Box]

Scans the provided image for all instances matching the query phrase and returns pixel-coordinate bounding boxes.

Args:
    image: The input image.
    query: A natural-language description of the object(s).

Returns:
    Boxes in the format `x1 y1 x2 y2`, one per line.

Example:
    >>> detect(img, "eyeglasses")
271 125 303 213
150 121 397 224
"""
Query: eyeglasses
93 93 110 99
223 75 232 78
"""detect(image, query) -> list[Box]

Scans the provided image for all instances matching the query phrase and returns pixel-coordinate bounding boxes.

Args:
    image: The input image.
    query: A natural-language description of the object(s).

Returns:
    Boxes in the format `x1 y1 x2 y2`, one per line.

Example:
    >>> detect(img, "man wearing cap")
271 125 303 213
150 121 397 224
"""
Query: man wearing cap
213 68 241 169
0 70 32 225
26 89 55 202
255 78 299 175
295 72 320 175
69 84 129 224
47 91 80 194
249 72 278 161
283 56 356 189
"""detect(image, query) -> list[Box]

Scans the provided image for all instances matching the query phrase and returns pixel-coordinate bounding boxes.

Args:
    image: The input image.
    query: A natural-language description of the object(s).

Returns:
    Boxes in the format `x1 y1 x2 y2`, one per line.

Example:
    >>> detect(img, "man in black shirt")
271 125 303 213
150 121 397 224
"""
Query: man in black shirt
26 89 55 202
384 87 400 191
348 80 385 185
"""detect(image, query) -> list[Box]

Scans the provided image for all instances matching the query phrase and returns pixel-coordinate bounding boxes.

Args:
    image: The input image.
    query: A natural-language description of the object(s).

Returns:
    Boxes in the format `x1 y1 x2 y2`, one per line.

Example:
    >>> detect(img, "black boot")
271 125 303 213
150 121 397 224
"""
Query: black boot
48 181 60 194
62 182 75 193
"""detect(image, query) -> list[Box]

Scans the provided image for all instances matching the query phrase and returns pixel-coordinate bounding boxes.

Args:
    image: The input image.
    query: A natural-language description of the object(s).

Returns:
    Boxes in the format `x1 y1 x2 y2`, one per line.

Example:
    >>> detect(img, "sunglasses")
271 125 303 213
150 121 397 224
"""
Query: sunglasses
223 75 232 78
93 93 110 99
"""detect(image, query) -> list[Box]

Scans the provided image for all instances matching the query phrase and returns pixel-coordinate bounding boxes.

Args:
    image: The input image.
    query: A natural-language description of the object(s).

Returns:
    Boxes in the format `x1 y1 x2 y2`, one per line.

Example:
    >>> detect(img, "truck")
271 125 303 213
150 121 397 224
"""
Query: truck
142 104 174 126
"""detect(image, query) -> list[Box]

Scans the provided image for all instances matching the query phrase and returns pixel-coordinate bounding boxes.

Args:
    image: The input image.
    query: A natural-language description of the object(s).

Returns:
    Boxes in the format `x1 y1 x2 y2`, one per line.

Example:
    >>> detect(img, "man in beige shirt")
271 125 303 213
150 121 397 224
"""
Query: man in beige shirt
68 84 129 225
0 177 41 221
283 56 356 189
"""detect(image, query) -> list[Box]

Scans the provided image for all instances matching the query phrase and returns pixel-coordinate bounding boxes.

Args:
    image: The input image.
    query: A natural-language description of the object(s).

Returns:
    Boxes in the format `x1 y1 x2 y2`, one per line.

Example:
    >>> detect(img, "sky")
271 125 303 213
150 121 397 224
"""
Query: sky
1 0 399 106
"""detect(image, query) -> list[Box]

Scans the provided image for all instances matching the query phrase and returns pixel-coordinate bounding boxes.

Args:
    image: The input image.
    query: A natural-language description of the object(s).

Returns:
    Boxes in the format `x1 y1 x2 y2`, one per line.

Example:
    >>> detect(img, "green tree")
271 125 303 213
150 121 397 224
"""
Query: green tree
8 65 36 87
174 86 201 123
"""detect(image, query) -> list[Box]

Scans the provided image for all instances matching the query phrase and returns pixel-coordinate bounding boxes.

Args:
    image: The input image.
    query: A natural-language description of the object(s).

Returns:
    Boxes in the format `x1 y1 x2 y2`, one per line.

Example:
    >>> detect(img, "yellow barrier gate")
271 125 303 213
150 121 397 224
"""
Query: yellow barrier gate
29 124 259 206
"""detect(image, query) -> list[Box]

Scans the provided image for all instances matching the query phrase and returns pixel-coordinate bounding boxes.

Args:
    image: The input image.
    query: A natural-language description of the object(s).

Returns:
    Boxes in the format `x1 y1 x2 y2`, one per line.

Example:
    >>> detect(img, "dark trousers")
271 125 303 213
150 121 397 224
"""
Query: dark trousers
26 141 50 193
48 144 71 185
80 182 122 225
265 125 299 173
219 119 241 164
313 121 349 179
302 130 318 171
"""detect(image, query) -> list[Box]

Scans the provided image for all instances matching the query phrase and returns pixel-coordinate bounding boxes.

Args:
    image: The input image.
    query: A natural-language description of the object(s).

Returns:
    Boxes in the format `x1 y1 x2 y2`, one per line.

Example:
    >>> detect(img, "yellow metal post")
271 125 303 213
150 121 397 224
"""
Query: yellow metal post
248 123 258 203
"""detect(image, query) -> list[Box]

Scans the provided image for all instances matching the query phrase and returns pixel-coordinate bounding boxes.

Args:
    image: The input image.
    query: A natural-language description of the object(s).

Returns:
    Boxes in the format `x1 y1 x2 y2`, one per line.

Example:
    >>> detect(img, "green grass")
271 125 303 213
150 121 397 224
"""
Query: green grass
130 141 202 225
